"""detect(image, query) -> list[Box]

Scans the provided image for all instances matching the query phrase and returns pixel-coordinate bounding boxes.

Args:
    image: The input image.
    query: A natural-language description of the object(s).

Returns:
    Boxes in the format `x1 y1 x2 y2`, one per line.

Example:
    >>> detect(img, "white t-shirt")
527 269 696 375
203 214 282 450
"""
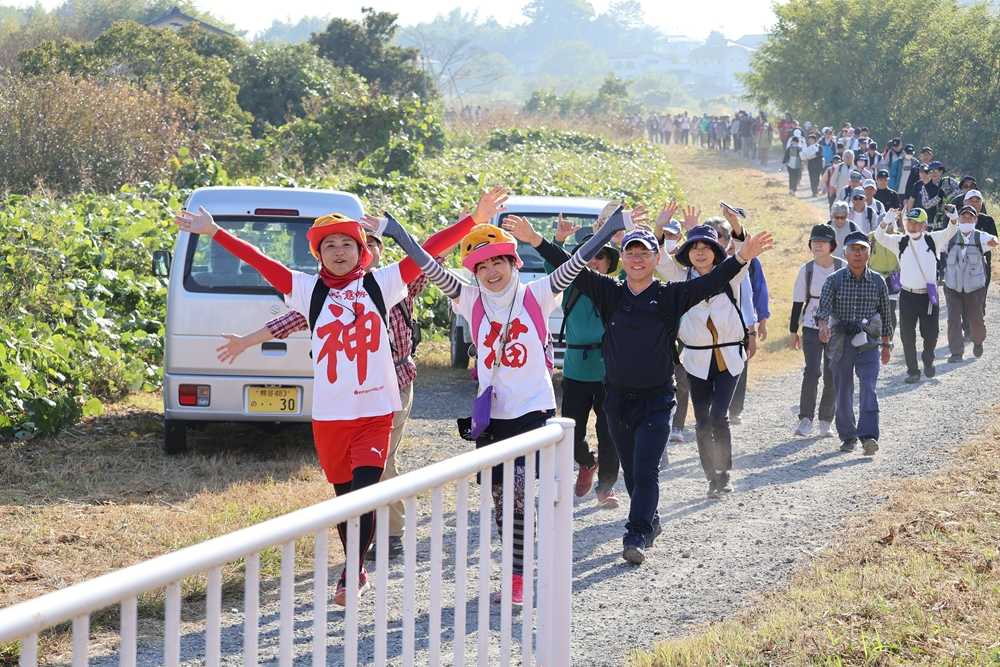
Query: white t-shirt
792 259 842 329
286 264 408 420
452 278 560 420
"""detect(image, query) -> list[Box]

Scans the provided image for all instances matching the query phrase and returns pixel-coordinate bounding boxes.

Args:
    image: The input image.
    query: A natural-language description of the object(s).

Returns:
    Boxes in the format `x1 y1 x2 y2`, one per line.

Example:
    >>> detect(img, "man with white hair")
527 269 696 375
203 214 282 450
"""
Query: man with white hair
827 201 860 259
847 188 879 234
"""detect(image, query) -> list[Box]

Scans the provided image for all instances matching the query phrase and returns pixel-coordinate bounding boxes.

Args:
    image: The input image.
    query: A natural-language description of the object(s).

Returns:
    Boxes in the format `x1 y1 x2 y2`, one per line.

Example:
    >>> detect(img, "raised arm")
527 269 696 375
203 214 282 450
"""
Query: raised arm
380 213 467 299
874 211 903 254
396 187 509 282
176 207 293 294
676 230 774 313
548 209 627 294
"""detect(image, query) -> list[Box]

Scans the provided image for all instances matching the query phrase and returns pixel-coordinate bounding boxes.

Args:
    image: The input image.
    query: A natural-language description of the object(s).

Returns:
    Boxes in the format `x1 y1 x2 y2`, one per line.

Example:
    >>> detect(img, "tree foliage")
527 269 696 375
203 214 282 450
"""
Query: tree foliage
744 0 1000 185
310 8 435 100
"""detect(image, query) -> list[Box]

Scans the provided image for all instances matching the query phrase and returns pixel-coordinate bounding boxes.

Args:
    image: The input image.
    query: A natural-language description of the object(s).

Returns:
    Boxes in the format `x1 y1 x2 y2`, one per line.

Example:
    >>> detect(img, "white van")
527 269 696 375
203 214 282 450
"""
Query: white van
155 186 364 454
448 196 611 368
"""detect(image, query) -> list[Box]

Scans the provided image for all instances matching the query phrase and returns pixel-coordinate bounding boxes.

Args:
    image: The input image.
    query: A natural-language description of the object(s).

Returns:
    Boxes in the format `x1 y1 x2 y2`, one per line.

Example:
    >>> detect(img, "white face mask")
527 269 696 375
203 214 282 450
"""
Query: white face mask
663 239 678 252
959 222 976 234
907 231 923 240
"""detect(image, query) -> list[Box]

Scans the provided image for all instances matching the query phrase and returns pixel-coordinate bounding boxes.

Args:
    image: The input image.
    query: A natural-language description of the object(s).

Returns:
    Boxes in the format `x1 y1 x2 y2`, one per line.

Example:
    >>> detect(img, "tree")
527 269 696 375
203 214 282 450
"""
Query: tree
256 15 331 44
522 0 596 24
310 8 436 100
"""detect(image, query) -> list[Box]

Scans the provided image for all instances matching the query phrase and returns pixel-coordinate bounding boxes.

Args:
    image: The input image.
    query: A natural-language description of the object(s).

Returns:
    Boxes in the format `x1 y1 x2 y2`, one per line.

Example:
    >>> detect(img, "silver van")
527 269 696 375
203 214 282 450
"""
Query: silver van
448 196 610 368
155 186 364 453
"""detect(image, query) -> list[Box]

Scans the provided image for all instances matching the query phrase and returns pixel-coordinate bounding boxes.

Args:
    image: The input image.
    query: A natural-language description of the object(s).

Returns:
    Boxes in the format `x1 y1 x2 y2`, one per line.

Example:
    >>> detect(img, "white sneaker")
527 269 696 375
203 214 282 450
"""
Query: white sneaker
817 420 833 437
668 427 685 443
794 418 813 437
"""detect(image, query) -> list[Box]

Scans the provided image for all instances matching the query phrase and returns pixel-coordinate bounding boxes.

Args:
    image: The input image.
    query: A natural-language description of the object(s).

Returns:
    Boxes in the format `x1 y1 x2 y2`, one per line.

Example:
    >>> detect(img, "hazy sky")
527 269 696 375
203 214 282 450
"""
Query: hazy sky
8 0 779 39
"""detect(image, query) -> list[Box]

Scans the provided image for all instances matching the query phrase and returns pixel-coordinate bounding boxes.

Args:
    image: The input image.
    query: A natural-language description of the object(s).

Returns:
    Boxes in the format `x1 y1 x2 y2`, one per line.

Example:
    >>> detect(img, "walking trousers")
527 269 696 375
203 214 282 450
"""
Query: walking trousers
945 286 987 356
799 327 836 422
561 377 620 491
834 343 880 442
603 385 673 540
899 289 939 375
687 357 740 481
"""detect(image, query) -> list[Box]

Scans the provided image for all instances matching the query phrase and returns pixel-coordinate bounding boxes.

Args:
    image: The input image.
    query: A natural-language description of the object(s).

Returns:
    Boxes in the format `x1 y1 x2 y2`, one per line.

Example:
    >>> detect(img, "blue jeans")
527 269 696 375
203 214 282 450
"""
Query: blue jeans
603 385 673 540
834 342 880 442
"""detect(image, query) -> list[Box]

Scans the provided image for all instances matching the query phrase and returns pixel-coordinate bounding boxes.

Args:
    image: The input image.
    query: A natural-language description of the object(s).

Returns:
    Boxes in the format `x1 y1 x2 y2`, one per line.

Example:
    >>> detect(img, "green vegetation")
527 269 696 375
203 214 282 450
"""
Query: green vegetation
0 127 679 440
745 0 1000 189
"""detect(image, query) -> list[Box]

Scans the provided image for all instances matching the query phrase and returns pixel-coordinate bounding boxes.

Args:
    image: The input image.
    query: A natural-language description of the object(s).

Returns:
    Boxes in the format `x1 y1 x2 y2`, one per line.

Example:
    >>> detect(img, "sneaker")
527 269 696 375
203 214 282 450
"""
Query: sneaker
622 535 645 565
574 463 597 497
817 420 833 437
862 438 879 456
706 478 721 499
334 568 371 607
794 417 813 437
904 373 921 384
511 574 524 605
365 535 403 561
974 343 984 358
668 427 685 443
729 414 742 425
645 520 663 549
596 487 619 508
840 439 857 453
716 472 733 494
947 354 963 363
924 361 936 378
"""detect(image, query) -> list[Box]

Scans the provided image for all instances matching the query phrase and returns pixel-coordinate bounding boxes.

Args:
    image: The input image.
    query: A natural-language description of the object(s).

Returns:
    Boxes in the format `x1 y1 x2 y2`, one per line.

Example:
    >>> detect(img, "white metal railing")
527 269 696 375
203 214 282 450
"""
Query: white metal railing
0 418 575 666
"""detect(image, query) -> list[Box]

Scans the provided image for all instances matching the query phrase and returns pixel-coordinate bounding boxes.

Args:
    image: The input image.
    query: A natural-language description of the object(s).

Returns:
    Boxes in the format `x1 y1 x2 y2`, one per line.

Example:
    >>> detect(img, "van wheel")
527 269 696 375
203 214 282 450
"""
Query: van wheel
163 420 188 455
451 325 470 369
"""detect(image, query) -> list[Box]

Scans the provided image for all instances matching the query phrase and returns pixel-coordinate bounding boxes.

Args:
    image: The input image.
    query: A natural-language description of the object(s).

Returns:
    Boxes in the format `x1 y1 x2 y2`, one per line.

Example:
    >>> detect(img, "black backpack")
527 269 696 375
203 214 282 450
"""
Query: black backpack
308 272 388 333
898 233 936 257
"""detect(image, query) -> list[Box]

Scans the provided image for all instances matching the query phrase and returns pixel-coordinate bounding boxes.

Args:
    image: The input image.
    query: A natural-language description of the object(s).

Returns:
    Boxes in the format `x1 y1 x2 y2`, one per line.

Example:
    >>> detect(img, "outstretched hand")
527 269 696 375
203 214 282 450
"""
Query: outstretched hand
216 334 251 364
594 200 622 232
682 205 700 231
554 214 580 243
656 200 679 233
501 215 543 247
360 214 388 237
737 230 775 261
175 206 217 237
473 186 509 225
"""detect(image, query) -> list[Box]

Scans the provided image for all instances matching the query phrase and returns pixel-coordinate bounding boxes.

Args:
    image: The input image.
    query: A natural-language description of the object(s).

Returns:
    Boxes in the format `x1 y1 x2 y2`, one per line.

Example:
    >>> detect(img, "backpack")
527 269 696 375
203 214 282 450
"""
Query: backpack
470 284 553 371
898 233 936 258
804 257 846 311
678 268 749 359
308 272 388 334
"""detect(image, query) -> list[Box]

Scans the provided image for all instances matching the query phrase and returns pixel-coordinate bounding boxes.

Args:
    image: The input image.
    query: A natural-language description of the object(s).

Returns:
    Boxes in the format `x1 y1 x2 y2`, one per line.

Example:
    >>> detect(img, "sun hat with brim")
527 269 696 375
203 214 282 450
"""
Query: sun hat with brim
460 224 523 272
906 208 929 225
809 224 837 252
862 178 877 189
573 234 620 274
965 189 983 202
306 213 373 268
844 231 871 249
960 205 978 216
675 225 727 268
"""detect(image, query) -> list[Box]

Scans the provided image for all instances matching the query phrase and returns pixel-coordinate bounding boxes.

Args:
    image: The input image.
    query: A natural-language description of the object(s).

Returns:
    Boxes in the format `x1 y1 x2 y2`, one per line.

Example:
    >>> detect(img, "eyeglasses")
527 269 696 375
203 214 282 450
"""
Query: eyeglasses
832 215 848 220
623 250 655 260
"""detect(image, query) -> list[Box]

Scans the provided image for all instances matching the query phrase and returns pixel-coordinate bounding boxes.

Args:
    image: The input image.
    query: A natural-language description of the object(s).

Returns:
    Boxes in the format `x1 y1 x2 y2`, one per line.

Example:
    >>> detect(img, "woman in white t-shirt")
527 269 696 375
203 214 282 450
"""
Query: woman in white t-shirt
174 192 505 606
382 207 628 604
789 225 845 439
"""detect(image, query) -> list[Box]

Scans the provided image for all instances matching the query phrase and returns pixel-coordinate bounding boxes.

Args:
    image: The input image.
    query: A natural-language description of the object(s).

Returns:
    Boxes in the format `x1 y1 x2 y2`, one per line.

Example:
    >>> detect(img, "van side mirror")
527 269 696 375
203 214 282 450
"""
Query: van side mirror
152 250 172 277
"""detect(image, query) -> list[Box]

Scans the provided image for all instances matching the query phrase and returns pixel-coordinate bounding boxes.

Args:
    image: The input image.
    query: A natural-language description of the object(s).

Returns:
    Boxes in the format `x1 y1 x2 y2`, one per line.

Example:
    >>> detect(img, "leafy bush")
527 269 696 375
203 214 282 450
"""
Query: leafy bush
0 185 179 437
0 73 191 194
486 127 635 156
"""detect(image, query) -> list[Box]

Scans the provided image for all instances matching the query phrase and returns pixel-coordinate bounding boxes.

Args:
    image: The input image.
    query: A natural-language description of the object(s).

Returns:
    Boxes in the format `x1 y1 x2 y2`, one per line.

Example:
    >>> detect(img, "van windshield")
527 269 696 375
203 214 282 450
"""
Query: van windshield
184 216 316 294
496 213 599 272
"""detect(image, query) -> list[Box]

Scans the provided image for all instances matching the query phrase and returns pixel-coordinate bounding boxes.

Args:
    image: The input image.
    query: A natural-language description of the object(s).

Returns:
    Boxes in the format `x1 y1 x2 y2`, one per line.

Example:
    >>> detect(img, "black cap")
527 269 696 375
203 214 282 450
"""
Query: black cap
844 231 871 249
960 205 978 216
876 168 890 178
920 146 934 154
904 143 915 153
960 175 977 187
810 224 837 251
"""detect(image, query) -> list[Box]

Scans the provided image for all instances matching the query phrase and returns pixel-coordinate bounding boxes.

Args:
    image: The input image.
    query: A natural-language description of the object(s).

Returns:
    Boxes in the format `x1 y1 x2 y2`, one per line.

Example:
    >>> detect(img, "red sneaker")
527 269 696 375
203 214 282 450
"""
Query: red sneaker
574 463 597 497
333 568 371 607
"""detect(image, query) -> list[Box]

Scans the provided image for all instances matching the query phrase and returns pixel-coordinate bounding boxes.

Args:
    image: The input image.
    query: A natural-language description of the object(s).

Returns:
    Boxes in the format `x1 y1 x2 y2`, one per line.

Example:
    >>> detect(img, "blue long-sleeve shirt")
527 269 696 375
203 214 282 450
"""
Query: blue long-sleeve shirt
739 273 757 327
747 257 770 320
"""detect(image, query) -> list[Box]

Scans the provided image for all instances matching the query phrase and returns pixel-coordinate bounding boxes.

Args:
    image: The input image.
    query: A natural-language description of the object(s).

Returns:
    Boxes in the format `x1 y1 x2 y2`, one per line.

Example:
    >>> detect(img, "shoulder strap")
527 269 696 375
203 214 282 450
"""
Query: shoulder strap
724 283 749 350
308 277 328 333
925 234 936 255
363 272 388 325
557 288 584 343
804 260 815 305
522 286 550 350
899 234 909 256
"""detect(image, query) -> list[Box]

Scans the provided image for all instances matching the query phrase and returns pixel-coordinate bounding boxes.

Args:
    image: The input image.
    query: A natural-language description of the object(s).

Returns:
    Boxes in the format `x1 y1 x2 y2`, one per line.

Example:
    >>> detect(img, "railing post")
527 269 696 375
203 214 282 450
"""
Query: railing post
547 417 575 666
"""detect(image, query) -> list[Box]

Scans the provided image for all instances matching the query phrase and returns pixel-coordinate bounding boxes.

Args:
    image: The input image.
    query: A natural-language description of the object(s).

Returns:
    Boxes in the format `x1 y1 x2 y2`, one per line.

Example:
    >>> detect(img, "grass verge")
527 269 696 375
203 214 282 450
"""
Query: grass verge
631 404 1000 666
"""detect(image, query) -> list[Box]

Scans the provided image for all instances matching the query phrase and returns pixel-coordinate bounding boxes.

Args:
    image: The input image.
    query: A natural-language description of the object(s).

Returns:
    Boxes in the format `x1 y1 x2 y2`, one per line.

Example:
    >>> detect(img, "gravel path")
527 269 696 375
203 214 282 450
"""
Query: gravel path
86 288 1000 667
86 172 1000 664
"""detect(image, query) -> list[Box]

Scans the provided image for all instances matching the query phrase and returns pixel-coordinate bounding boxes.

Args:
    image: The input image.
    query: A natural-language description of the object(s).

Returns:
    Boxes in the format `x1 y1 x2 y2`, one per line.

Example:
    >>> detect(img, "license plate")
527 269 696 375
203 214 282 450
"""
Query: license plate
247 386 299 414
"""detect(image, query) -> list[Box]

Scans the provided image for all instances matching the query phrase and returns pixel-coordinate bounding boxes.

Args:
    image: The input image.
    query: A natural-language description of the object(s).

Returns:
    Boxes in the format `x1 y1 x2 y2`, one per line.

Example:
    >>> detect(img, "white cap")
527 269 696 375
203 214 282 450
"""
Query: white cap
965 189 983 201
862 178 877 189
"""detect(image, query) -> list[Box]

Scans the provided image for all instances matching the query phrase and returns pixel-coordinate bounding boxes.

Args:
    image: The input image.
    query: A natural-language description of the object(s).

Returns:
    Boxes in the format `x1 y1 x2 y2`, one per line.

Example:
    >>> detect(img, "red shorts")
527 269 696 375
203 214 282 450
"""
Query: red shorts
311 415 393 485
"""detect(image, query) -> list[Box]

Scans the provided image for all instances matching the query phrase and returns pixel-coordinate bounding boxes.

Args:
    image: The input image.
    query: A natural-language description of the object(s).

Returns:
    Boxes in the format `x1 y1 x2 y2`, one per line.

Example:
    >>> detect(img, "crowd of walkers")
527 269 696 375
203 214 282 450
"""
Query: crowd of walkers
171 114 995 606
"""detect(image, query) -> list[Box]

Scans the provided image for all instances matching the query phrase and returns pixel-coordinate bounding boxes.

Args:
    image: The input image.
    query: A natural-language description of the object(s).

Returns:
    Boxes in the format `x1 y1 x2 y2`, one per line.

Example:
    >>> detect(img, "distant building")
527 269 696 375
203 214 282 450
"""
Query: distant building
689 31 759 95
145 6 232 37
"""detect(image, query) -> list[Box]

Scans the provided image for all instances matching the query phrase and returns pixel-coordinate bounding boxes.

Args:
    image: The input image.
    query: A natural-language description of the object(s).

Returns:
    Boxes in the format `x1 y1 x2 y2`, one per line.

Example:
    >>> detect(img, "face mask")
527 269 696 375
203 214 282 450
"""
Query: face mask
907 231 923 240
663 239 678 252
959 222 976 234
